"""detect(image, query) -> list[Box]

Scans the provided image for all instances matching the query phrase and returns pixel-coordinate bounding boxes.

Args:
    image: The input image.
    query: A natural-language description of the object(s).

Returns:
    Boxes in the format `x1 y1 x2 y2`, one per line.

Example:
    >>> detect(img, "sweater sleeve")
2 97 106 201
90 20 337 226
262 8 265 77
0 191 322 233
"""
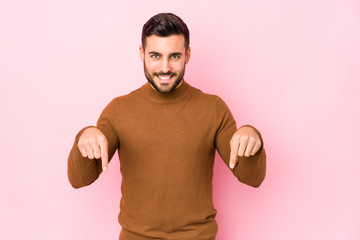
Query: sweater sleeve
214 96 266 188
67 98 120 189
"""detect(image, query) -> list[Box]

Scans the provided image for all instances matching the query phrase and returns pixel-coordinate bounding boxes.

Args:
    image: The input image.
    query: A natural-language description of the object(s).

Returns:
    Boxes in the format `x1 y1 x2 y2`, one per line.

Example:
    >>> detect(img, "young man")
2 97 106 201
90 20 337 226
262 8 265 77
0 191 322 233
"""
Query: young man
68 13 266 240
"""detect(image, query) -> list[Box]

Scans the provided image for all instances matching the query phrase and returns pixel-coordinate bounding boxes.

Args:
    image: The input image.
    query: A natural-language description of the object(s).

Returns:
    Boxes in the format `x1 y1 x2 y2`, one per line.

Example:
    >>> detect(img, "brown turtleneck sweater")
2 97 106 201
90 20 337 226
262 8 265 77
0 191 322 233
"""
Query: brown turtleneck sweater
67 80 266 240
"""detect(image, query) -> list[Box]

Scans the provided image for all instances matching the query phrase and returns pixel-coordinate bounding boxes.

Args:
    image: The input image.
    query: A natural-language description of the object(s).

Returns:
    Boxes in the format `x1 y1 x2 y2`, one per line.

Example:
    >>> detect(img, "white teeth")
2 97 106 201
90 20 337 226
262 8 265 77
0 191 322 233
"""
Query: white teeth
158 75 171 80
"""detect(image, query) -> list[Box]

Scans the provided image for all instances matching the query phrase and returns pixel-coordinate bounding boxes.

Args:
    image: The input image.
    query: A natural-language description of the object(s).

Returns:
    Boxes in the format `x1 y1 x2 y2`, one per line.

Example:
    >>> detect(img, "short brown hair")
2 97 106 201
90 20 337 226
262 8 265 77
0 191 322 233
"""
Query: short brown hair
141 13 190 50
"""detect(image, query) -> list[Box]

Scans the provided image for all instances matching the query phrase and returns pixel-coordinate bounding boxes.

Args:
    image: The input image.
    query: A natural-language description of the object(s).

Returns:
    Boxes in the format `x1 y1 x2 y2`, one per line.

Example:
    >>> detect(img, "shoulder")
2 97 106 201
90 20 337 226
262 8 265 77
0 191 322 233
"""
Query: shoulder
188 84 222 104
110 84 144 105
188 84 229 112
188 84 234 119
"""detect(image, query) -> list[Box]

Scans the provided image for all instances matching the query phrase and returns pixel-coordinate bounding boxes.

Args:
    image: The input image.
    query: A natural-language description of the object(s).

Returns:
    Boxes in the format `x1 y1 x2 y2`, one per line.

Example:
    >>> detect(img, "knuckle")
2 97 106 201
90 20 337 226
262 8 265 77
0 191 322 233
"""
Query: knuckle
230 135 239 144
240 137 248 143
98 136 104 142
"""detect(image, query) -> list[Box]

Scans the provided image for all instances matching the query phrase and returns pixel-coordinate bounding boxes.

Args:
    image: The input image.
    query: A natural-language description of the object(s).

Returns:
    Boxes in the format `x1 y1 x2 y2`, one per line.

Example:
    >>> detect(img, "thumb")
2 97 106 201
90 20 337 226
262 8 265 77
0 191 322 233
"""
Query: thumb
229 137 240 169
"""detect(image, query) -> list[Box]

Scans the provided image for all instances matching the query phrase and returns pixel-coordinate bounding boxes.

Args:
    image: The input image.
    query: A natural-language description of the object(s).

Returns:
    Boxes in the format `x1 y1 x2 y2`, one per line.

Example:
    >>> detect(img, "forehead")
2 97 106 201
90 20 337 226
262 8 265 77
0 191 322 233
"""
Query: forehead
144 34 186 53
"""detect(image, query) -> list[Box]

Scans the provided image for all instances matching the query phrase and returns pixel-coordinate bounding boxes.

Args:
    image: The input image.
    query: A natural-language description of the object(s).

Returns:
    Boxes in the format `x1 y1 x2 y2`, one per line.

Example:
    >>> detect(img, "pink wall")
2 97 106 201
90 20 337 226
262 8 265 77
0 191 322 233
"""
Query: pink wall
1 0 359 239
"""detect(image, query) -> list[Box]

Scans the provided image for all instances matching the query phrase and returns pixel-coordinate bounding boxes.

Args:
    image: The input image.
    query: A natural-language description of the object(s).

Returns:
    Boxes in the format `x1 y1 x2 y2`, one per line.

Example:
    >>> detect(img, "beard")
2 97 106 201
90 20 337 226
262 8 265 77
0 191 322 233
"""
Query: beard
143 62 185 93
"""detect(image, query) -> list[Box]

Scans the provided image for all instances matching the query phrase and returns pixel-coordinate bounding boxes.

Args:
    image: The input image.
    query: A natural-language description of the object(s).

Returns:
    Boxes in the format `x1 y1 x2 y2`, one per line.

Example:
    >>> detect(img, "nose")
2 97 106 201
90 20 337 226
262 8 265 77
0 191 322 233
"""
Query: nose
160 59 171 73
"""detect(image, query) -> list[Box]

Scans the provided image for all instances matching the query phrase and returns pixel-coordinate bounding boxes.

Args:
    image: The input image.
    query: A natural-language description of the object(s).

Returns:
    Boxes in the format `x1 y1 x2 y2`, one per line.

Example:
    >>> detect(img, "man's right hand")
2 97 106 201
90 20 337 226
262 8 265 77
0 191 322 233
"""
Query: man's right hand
77 127 109 172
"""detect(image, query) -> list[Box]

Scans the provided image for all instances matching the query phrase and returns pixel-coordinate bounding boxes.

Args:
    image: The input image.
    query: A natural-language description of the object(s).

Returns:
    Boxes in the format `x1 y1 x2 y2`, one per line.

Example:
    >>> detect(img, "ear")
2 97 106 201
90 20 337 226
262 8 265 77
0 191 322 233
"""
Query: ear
139 45 144 62
185 46 191 64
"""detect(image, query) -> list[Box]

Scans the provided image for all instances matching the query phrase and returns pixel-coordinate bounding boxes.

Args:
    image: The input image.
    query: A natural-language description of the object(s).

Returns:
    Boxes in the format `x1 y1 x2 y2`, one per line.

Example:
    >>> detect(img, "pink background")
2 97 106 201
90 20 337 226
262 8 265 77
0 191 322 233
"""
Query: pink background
1 0 359 239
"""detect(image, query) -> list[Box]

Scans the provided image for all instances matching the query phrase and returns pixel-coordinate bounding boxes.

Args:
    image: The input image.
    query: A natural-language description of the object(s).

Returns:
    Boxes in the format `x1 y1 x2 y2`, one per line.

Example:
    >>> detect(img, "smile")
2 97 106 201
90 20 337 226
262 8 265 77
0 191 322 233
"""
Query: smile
156 74 174 83
158 75 172 80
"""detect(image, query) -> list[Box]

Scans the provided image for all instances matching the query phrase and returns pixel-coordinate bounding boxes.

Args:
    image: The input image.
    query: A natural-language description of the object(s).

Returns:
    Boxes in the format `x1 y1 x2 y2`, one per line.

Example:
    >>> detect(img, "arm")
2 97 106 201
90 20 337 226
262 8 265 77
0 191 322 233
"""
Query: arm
214 96 266 188
67 98 120 189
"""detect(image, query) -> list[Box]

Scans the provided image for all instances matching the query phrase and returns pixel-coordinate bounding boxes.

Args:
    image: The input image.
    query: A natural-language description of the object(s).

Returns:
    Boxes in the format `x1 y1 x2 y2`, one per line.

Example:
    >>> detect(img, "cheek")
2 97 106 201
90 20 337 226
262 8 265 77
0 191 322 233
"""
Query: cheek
172 61 186 71
145 60 158 72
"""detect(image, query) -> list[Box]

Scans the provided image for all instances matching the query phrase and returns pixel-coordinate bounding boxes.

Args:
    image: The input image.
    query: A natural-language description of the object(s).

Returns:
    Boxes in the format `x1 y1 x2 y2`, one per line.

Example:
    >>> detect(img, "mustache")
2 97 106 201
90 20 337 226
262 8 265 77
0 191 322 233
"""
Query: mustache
154 72 176 76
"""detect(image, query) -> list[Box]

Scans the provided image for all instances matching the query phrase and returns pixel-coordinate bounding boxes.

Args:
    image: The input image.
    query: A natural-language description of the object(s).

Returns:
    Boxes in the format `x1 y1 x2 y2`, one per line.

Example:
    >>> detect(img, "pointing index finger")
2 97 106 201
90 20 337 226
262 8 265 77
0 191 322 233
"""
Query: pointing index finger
98 136 109 172
229 136 240 169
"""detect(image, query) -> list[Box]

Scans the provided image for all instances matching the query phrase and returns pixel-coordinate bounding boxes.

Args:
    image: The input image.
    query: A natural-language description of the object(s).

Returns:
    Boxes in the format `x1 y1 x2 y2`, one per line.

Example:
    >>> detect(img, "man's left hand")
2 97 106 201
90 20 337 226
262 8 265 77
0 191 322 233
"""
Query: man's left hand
229 126 262 169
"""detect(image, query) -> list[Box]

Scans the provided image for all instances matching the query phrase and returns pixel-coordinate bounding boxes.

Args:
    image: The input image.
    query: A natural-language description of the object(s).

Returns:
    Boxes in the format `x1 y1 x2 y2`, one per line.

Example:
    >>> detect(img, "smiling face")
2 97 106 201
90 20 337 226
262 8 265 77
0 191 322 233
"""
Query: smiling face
140 34 191 93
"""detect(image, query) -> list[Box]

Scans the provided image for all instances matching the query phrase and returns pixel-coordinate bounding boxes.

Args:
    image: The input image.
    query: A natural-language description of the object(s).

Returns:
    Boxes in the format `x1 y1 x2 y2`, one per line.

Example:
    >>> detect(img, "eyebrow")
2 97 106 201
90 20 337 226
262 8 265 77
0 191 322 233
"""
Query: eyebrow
148 51 183 57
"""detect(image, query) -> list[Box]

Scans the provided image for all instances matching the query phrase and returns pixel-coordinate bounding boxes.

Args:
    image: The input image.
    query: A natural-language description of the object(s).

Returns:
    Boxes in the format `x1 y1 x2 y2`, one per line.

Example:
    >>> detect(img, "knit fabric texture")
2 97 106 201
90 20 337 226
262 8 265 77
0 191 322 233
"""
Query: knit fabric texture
67 80 266 240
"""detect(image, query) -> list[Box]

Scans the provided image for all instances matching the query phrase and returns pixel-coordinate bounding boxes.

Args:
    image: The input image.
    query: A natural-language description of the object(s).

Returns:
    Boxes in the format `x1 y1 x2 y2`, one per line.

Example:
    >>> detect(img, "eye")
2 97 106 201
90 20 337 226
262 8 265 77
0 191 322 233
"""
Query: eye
171 55 180 59
150 54 159 59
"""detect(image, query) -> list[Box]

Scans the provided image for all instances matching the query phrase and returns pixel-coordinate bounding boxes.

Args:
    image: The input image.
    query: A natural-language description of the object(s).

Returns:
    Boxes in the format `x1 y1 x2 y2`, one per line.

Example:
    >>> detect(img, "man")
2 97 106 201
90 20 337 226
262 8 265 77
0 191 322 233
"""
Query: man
68 12 266 240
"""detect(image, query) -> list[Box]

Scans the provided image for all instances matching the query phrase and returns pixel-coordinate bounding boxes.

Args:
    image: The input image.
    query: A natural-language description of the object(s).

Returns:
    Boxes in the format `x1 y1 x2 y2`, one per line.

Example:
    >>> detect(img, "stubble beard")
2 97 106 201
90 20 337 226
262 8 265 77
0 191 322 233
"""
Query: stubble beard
143 62 185 93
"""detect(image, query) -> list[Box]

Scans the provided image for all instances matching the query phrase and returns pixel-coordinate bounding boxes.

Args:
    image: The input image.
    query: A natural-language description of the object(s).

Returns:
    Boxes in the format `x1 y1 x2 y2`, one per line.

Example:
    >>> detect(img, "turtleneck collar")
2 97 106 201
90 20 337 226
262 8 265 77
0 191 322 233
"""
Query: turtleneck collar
141 79 191 104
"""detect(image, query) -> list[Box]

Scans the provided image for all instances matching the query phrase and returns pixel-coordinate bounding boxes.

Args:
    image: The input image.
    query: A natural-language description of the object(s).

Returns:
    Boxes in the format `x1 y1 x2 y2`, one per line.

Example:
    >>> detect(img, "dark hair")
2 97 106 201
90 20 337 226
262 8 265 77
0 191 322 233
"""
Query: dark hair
141 13 190 50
